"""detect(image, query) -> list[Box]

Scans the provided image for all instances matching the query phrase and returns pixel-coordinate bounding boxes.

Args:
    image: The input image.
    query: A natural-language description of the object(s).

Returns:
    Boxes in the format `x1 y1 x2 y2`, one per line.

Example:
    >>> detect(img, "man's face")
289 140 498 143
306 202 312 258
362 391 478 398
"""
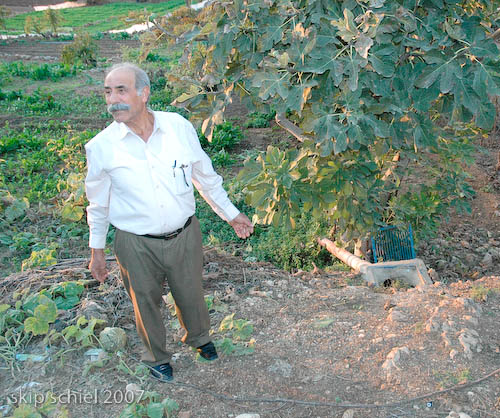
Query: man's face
104 68 149 125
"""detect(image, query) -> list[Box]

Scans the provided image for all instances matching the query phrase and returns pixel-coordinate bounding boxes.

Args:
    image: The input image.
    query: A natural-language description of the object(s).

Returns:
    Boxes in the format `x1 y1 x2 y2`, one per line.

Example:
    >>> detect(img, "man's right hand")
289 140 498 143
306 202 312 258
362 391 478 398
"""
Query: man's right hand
89 248 108 283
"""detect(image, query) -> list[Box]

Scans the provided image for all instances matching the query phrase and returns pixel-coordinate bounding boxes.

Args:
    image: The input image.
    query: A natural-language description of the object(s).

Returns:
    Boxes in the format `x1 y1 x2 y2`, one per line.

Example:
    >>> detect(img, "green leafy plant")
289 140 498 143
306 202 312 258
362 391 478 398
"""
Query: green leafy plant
199 121 242 153
0 61 78 81
61 316 106 347
48 281 85 310
21 246 58 271
210 148 234 168
213 313 255 356
7 391 69 418
119 391 179 418
23 294 57 336
59 172 86 222
249 212 331 271
436 368 471 389
245 110 276 128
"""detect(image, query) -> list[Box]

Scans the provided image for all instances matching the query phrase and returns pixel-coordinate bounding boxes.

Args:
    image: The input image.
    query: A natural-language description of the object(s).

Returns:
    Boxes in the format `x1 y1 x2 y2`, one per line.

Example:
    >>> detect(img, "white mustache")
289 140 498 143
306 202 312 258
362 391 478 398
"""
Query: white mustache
107 103 130 113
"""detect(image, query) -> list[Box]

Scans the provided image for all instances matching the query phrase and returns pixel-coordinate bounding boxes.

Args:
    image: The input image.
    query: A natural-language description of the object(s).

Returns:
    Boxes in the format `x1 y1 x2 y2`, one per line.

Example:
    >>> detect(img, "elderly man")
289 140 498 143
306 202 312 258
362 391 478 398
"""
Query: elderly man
85 62 253 382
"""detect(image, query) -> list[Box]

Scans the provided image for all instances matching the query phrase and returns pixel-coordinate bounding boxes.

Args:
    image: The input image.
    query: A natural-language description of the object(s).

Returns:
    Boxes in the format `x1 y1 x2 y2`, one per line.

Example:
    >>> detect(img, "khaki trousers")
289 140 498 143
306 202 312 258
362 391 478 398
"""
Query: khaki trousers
114 216 210 366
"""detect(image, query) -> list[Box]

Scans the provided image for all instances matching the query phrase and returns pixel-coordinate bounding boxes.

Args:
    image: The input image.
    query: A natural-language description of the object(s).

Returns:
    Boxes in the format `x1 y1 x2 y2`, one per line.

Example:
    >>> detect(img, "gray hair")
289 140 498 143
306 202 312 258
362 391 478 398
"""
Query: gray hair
106 62 151 96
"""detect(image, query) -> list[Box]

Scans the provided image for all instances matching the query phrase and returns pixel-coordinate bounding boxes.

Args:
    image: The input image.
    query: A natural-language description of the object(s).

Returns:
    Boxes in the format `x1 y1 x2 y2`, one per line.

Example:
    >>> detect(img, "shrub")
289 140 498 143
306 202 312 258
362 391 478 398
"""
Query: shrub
24 15 45 36
250 213 332 271
61 33 98 67
0 6 11 30
44 8 63 34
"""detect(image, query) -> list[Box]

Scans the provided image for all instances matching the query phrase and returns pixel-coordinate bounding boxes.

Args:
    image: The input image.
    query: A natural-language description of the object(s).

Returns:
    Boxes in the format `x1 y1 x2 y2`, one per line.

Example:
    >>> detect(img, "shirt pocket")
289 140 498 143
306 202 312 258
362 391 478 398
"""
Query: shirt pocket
173 161 193 195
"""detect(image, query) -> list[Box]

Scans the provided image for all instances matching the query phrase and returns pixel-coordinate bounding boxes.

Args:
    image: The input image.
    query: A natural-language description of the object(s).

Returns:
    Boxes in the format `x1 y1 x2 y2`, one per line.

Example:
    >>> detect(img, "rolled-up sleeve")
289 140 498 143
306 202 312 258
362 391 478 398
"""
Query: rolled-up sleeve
187 123 240 222
85 143 111 249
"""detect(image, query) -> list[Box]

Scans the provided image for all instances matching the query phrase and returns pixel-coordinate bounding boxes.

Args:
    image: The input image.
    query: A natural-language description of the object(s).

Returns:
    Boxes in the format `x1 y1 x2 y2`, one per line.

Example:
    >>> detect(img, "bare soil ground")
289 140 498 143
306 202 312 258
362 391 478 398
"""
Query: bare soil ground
0 34 499 418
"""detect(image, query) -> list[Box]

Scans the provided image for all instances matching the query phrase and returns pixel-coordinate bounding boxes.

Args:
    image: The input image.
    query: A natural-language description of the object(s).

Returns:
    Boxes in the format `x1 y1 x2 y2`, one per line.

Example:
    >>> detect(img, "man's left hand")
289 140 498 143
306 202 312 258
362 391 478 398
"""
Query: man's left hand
229 213 254 239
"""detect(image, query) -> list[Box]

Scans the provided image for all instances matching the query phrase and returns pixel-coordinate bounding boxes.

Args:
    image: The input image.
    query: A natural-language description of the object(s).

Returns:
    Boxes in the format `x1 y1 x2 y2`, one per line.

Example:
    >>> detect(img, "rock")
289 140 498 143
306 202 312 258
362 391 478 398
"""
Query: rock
441 331 452 347
446 413 472 418
449 349 458 359
268 359 293 377
84 348 107 362
171 353 182 363
235 414 260 418
425 317 440 332
428 268 439 282
480 253 493 267
99 327 127 352
488 247 500 260
387 310 408 323
463 315 478 326
381 346 410 373
458 329 481 359
78 298 108 323
342 409 355 418
125 383 143 402
178 412 192 418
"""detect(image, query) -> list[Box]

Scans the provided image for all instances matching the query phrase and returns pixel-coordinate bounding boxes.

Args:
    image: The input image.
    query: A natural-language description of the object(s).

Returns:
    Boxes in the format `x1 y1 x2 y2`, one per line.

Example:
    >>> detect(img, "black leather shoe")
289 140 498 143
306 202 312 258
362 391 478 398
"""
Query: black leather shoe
197 341 218 361
150 363 173 382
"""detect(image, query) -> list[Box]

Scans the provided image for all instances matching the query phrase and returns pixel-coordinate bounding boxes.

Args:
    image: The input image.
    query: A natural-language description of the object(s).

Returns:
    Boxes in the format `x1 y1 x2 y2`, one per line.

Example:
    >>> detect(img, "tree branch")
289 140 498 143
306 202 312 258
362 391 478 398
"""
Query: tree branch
487 28 500 41
274 113 312 142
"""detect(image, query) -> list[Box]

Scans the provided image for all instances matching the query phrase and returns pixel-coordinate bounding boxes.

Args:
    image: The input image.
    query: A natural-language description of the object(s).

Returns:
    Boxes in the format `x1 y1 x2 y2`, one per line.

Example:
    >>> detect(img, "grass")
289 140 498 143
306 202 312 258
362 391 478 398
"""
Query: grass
1 1 187 34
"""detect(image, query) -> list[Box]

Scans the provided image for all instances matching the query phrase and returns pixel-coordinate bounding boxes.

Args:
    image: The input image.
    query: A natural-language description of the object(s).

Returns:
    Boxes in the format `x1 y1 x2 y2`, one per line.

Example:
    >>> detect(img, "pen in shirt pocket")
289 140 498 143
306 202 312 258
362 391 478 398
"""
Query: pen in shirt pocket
180 164 189 187
172 160 176 177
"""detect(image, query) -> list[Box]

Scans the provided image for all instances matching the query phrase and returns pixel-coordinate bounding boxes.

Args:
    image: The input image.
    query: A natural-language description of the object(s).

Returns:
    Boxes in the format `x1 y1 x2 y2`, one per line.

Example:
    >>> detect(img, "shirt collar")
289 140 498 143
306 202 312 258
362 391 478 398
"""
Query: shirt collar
114 109 162 141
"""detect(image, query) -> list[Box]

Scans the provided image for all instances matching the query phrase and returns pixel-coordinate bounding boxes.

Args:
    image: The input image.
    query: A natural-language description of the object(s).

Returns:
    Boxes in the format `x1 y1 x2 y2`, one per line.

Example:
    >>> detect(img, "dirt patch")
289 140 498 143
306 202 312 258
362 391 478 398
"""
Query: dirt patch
0 255 499 417
0 37 141 63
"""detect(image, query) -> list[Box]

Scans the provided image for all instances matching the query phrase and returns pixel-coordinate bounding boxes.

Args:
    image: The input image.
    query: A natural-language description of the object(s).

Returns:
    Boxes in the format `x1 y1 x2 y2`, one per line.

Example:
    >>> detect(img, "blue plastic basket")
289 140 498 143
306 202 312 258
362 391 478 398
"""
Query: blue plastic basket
371 225 416 263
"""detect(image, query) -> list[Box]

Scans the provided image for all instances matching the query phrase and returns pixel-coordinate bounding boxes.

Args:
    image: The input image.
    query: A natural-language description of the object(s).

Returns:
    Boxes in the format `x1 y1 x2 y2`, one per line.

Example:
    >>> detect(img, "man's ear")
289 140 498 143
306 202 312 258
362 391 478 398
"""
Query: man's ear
142 86 150 104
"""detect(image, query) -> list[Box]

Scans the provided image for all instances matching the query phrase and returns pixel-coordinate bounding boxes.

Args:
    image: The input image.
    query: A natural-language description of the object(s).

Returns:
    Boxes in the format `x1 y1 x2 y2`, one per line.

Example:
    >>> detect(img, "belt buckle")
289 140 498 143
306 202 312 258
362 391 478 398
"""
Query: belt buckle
164 231 178 239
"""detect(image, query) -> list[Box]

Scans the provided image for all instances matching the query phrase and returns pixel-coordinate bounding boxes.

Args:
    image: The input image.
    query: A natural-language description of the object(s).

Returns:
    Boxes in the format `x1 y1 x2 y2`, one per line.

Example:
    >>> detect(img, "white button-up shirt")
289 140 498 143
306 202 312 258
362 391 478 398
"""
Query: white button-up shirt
84 111 240 249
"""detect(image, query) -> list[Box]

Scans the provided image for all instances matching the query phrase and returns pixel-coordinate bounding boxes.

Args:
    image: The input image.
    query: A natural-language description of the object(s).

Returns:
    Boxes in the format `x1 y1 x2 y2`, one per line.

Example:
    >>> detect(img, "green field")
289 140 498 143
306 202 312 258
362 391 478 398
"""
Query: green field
1 1 187 34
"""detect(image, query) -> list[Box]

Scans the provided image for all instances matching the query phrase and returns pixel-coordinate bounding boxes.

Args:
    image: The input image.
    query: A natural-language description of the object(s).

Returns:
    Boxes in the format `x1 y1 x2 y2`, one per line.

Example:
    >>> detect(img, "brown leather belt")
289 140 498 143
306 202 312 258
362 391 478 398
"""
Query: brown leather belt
143 216 192 240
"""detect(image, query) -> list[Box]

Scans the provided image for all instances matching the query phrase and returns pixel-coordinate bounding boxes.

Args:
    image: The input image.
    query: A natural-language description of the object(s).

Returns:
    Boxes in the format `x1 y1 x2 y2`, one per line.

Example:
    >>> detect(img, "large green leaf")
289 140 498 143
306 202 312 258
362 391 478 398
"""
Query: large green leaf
469 40 499 59
439 61 458 94
475 101 496 131
4 198 29 222
453 78 481 114
413 113 437 149
414 64 444 89
260 20 284 50
369 53 394 77
146 403 165 418
251 70 290 100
